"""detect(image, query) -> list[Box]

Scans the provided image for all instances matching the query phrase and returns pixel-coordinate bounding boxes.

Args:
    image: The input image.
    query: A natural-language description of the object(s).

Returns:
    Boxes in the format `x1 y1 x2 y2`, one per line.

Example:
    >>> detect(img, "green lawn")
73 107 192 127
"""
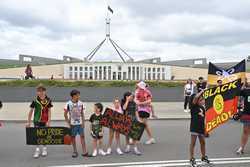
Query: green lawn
0 80 185 88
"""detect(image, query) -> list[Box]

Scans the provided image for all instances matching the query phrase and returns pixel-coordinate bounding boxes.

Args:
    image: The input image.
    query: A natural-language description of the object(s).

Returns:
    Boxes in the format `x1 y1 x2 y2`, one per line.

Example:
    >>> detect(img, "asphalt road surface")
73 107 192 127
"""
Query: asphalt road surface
0 87 184 102
0 120 250 167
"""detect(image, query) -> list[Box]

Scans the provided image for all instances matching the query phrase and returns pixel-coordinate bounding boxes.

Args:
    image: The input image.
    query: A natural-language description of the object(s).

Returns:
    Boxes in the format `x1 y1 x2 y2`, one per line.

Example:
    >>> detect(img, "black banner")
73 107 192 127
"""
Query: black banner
26 127 71 145
100 108 145 141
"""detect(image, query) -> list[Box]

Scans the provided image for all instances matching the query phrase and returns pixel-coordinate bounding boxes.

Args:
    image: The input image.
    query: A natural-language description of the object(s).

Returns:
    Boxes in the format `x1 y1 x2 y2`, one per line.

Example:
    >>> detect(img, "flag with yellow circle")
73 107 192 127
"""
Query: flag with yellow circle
204 79 241 133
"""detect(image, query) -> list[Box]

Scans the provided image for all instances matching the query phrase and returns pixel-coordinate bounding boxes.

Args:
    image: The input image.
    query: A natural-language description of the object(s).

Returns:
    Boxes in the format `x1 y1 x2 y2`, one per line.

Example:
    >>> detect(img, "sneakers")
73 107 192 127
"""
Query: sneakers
33 148 40 159
92 149 98 157
190 158 197 167
124 145 131 153
201 156 212 165
41 147 47 157
106 147 112 155
145 138 156 145
98 149 106 156
184 109 190 113
133 147 142 155
116 147 124 155
236 147 244 155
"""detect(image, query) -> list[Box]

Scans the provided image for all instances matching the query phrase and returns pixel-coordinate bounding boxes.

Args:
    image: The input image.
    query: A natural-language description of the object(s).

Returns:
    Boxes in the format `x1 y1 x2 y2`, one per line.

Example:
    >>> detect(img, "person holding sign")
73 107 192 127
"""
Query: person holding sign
236 80 250 155
135 81 156 145
26 84 53 158
89 103 106 157
106 98 124 155
121 91 142 155
189 91 212 167
64 90 89 158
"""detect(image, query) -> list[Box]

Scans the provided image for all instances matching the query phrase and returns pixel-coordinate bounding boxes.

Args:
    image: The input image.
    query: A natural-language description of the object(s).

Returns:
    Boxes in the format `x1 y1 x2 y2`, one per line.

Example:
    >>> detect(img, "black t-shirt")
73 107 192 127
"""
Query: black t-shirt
190 104 205 134
196 82 207 93
121 100 136 118
89 114 103 134
240 89 250 115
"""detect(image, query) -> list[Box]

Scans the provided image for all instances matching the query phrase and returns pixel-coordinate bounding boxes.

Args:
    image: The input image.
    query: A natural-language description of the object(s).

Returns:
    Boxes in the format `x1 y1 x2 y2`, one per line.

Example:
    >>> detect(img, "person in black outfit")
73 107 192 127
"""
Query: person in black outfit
0 101 2 109
189 91 212 167
236 80 250 155
196 77 207 93
121 91 142 155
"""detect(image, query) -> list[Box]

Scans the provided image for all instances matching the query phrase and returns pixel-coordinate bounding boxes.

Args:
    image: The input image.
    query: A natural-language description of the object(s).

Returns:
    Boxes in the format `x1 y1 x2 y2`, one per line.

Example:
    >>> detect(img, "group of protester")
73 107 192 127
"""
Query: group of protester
25 81 156 159
184 77 250 167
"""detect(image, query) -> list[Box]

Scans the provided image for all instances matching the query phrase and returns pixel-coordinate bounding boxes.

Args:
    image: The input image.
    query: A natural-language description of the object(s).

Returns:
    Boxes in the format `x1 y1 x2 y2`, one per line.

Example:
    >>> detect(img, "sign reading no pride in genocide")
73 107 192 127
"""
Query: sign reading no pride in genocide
100 108 145 140
26 127 71 145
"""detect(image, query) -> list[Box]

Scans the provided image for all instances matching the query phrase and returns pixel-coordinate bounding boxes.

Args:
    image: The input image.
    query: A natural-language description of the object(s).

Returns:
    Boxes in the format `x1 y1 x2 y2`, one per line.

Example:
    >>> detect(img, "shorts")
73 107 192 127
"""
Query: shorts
190 132 205 137
139 111 150 119
240 114 250 126
91 131 103 140
34 122 46 127
71 125 84 136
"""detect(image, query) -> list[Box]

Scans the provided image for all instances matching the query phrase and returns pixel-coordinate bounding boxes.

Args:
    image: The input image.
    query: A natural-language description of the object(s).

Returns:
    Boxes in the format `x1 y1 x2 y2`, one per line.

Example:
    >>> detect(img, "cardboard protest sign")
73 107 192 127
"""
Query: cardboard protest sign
208 60 246 85
100 108 145 140
204 79 241 133
26 127 71 145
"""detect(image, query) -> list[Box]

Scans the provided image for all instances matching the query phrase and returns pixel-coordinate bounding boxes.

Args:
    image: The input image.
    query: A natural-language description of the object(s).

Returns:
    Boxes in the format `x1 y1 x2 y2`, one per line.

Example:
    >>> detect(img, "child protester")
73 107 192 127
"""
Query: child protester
26 84 53 158
189 91 212 167
64 89 89 158
121 92 142 155
89 103 106 157
106 98 124 155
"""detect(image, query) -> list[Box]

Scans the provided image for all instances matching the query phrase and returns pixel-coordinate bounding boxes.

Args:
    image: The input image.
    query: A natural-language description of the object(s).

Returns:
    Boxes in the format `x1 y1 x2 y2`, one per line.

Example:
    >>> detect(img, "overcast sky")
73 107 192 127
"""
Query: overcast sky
0 0 250 62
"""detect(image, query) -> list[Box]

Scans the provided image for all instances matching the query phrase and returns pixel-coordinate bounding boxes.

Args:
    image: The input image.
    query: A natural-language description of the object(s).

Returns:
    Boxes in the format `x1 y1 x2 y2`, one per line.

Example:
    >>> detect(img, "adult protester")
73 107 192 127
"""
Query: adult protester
184 79 195 113
217 79 223 86
25 64 35 80
121 91 142 155
196 77 207 93
236 80 250 155
135 81 156 145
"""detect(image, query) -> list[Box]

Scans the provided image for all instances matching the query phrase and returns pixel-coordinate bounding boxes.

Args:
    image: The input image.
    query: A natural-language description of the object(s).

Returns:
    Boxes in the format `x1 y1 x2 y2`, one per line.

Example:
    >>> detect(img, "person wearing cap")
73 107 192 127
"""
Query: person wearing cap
121 91 142 155
135 81 156 145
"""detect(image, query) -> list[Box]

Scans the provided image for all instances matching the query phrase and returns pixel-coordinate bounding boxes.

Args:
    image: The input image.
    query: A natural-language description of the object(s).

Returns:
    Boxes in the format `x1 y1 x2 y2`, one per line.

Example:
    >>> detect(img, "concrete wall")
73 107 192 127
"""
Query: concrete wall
171 66 208 80
0 64 64 79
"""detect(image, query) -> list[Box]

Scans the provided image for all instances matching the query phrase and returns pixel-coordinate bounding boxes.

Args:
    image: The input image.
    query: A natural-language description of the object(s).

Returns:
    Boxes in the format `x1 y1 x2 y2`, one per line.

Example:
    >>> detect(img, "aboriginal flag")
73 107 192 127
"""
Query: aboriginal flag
204 79 241 133
207 60 246 85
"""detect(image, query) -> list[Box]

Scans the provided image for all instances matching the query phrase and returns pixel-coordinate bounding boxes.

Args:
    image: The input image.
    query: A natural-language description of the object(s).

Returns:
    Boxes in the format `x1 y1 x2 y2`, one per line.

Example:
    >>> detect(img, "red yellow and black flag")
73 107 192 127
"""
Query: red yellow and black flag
204 79 241 133
207 60 246 85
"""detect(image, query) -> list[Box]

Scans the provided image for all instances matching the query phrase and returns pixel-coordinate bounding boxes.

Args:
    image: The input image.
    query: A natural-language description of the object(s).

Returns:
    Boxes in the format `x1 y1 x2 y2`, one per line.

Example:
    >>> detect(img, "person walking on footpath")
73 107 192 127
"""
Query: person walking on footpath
189 91 212 167
135 81 156 145
184 79 195 113
26 84 53 158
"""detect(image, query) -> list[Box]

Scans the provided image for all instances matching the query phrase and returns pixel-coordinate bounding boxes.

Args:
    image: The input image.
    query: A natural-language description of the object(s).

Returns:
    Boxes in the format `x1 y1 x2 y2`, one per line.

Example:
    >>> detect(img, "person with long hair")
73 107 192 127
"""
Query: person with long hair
25 64 35 80
121 91 142 155
135 81 156 145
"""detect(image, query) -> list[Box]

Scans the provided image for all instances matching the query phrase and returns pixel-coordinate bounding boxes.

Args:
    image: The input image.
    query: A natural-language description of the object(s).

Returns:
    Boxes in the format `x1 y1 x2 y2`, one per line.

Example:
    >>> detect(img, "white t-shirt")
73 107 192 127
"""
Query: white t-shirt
184 84 194 96
64 100 86 125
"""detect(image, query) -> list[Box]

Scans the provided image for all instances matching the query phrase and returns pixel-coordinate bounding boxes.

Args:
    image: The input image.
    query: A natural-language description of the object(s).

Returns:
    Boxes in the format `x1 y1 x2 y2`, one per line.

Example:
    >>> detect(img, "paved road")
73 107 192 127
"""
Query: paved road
0 120 250 167
0 87 184 102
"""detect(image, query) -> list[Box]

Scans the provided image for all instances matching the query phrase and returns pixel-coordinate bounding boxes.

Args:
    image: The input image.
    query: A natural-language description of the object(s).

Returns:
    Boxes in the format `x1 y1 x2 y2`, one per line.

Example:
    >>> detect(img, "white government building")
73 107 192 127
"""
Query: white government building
64 62 171 81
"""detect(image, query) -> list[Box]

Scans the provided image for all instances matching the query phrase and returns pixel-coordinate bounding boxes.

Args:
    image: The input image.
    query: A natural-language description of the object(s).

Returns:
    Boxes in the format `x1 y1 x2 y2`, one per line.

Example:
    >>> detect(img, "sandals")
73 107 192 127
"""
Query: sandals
82 152 91 157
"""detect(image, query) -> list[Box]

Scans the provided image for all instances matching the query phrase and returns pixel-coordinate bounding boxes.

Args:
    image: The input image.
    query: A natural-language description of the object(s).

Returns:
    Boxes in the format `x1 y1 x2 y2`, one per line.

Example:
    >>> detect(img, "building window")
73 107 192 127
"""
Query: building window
74 72 78 79
153 68 155 72
123 72 127 80
69 66 73 71
94 67 98 80
162 68 165 72
69 72 73 79
85 67 88 71
103 66 107 80
136 67 140 80
80 67 83 71
153 73 156 80
118 72 122 80
79 72 83 80
108 66 111 80
157 73 161 80
99 66 102 80
113 72 116 80
132 66 135 80
157 68 160 72
74 66 78 71
84 72 88 79
118 65 122 71
148 73 151 80
128 66 131 80
89 72 93 80
162 73 165 80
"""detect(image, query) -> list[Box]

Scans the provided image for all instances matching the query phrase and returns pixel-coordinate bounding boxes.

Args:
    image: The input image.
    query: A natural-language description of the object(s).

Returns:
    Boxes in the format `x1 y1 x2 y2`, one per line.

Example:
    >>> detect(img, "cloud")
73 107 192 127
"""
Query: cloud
0 0 249 62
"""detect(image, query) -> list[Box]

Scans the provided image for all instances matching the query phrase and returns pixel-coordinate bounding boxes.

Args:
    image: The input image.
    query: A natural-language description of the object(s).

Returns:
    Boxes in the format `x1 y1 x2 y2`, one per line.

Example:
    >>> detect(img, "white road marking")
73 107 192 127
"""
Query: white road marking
50 156 250 167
